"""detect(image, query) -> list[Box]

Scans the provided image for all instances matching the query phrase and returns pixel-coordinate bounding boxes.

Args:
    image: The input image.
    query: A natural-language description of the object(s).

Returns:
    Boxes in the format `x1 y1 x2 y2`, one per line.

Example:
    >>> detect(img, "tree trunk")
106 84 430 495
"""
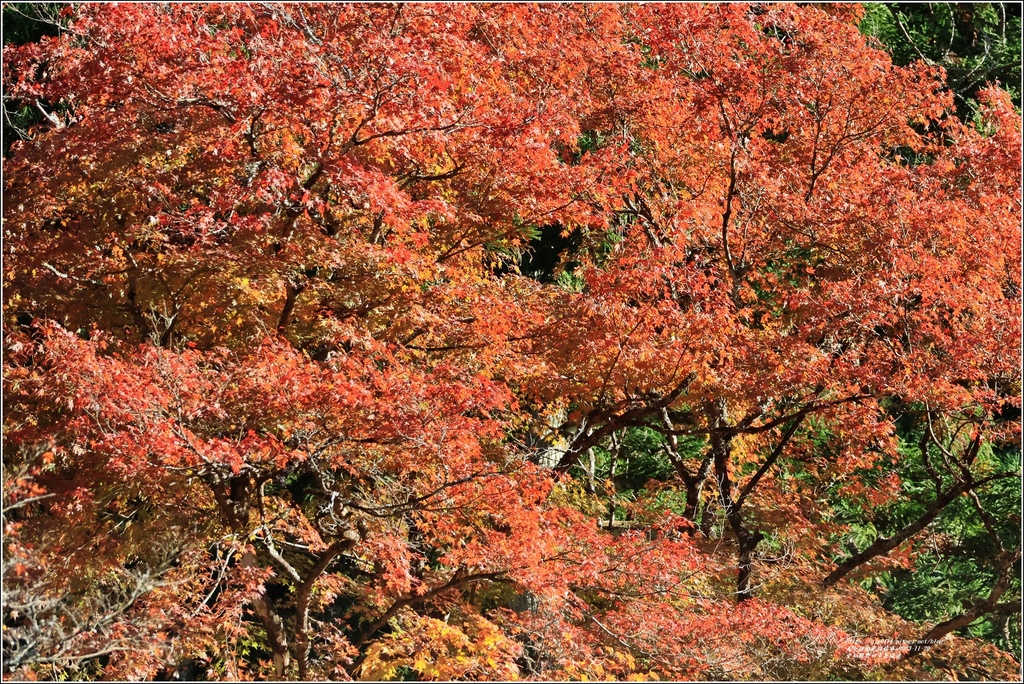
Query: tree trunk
239 550 291 678
707 399 762 602
584 447 597 495
293 534 359 679
277 279 305 333
210 474 292 678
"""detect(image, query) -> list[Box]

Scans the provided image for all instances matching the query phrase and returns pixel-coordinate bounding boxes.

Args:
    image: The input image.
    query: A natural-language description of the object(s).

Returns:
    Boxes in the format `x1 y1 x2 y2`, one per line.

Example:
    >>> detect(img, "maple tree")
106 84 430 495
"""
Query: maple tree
3 3 1020 681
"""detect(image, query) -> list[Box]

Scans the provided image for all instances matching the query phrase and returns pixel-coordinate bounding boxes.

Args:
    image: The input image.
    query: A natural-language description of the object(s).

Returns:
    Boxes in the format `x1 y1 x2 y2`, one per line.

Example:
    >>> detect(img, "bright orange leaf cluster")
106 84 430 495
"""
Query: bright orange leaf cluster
3 3 1020 681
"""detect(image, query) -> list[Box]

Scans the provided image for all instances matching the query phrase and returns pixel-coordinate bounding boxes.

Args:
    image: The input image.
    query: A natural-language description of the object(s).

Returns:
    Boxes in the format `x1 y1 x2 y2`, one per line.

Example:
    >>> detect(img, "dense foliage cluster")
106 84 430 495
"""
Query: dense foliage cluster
860 2 1021 119
3 3 1020 680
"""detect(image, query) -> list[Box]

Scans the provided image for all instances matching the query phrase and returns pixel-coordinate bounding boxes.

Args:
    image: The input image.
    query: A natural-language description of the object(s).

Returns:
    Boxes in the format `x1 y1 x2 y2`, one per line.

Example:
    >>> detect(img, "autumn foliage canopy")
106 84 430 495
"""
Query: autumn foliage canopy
2 3 1020 680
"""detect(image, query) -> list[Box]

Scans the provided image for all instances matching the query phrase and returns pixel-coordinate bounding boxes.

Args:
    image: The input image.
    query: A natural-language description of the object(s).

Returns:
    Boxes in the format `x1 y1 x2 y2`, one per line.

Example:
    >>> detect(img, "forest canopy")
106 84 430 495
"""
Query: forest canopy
2 3 1021 681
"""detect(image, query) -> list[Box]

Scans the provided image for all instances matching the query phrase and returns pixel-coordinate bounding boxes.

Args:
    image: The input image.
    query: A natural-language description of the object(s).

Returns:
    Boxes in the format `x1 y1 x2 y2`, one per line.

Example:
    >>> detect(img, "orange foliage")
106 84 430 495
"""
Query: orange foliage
3 3 1019 681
